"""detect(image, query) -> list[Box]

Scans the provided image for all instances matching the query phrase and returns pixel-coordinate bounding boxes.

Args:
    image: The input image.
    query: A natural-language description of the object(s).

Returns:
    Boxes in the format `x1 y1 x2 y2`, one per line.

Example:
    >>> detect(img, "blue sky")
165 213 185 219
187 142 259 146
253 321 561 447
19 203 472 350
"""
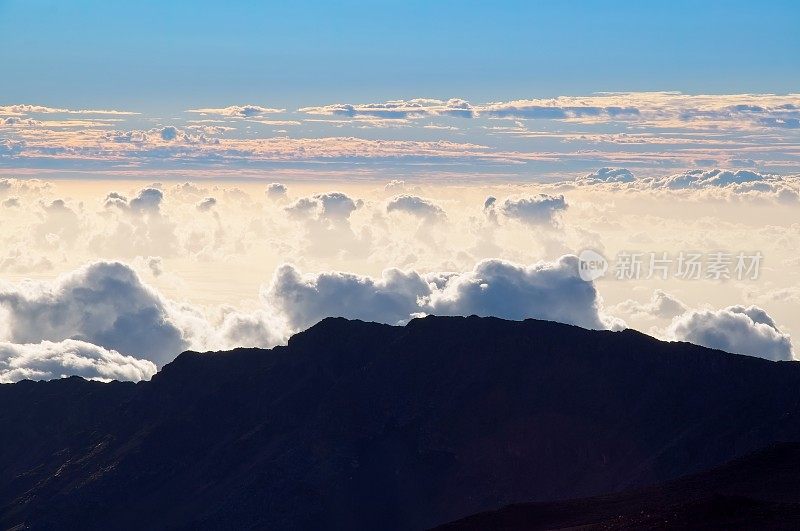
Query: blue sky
2 0 798 111
0 0 798 179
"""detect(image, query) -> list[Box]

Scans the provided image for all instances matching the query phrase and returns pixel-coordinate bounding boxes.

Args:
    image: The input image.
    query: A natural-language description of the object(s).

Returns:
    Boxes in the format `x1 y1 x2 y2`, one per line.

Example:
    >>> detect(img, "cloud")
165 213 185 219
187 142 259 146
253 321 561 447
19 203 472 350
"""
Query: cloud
427 256 622 330
577 167 636 184
496 194 568 227
568 168 800 202
0 104 138 116
0 254 624 379
196 197 217 212
186 105 285 118
160 126 178 141
613 289 687 320
0 339 156 383
0 261 191 365
266 182 288 200
94 188 178 257
0 247 54 274
386 195 446 223
128 187 164 213
146 256 164 277
299 98 474 119
667 305 793 361
480 100 639 120
265 255 622 332
642 169 781 190
265 264 429 330
34 199 83 247
284 192 370 258
0 261 288 369
286 192 361 222
213 308 286 350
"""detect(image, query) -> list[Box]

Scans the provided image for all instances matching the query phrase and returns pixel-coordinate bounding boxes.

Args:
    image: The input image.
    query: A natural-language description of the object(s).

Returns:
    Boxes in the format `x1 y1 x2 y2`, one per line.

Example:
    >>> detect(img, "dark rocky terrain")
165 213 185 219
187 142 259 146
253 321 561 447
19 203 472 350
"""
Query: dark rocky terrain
2 315 800 530
436 442 800 530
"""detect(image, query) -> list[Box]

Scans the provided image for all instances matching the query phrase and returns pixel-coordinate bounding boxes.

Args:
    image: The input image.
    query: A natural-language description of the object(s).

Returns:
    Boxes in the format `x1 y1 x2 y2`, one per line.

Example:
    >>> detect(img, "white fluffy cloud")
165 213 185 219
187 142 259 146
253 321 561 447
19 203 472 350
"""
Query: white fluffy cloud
386 195 446 223
266 265 430 329
0 261 288 372
427 256 622 330
0 339 156 383
578 167 636 184
265 255 621 332
667 305 793 361
495 194 568 227
266 182 288 200
0 261 191 365
286 192 361 222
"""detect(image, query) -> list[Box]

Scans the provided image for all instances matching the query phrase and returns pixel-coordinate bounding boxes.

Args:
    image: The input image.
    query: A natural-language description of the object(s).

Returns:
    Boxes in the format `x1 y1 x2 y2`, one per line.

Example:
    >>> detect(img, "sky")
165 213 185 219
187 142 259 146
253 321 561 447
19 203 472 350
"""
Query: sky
0 1 799 382
3 0 800 108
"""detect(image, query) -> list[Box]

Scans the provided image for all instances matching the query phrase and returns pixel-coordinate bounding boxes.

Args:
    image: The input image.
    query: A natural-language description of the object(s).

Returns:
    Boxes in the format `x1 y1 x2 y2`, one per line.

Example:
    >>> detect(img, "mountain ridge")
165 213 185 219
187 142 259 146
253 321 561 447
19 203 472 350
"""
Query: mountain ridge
2 315 800 530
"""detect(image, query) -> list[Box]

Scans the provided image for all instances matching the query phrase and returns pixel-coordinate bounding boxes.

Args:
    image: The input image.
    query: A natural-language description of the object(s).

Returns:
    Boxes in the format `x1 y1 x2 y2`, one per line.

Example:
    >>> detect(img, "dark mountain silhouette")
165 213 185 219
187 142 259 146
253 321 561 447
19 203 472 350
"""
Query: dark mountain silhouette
2 315 800 530
435 442 800 530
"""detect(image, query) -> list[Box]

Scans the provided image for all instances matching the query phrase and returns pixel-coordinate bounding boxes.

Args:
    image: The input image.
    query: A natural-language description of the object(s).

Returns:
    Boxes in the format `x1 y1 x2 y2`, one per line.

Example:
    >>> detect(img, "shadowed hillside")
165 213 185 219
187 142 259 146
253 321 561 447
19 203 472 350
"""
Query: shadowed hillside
436 443 800 530
2 316 800 530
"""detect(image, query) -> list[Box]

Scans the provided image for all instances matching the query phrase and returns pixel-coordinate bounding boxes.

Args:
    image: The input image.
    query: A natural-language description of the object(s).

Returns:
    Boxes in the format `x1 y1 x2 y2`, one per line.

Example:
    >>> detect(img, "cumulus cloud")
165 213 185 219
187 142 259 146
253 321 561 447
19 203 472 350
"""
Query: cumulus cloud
0 261 192 365
34 199 83 247
0 339 156 383
643 169 779 190
568 168 800 202
667 305 793 361
0 261 288 371
266 182 288 200
93 187 179 257
146 256 164 277
196 197 217 212
427 256 622 330
130 188 165 212
286 192 361 222
265 255 622 332
160 126 178 141
386 195 446 223
496 194 568 227
613 290 687 320
284 192 371 258
578 167 636 184
265 265 429 330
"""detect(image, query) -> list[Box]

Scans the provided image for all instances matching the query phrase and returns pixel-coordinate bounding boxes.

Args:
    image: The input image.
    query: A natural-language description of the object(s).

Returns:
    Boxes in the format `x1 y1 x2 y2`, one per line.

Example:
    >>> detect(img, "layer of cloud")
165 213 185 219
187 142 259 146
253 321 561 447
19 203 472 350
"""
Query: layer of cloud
298 93 800 129
0 339 156 383
186 105 285 118
3 92 800 177
568 168 800 202
668 305 793 361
